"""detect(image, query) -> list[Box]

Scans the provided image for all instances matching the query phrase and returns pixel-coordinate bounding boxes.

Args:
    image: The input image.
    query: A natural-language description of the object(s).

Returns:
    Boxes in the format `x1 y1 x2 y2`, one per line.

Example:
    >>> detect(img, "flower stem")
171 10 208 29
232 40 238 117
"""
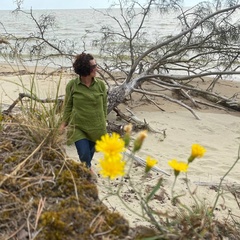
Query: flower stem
185 172 199 208
171 176 177 199
211 145 240 215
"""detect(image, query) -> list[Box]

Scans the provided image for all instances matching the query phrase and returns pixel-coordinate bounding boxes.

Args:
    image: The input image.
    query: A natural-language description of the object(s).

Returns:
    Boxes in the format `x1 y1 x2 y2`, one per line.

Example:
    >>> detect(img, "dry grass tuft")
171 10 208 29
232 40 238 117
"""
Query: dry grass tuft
0 112 129 240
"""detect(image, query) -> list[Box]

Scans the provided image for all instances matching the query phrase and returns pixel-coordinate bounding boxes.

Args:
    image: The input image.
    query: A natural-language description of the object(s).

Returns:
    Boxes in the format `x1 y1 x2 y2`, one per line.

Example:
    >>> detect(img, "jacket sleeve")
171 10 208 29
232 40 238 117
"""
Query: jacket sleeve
102 81 108 119
62 80 74 125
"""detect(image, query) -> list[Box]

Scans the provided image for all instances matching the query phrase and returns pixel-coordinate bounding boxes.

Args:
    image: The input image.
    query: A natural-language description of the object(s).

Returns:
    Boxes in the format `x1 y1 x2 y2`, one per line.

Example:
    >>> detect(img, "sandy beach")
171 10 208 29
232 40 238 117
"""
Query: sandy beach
1 63 240 228
95 109 240 227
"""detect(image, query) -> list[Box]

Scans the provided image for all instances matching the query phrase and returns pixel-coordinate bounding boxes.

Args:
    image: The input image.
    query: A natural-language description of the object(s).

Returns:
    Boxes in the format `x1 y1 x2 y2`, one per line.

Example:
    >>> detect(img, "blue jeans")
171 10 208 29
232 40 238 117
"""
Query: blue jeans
74 139 95 168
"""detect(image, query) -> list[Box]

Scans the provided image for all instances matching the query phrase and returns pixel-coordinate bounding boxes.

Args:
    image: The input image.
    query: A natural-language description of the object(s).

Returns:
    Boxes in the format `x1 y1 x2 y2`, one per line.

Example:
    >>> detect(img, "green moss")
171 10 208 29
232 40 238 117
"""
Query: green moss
5 155 19 163
0 118 130 239
38 196 129 240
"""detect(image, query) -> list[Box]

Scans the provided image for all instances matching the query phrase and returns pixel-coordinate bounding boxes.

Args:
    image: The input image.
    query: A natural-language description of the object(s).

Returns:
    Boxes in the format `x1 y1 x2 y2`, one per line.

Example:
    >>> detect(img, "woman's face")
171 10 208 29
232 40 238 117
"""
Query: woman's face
89 59 98 77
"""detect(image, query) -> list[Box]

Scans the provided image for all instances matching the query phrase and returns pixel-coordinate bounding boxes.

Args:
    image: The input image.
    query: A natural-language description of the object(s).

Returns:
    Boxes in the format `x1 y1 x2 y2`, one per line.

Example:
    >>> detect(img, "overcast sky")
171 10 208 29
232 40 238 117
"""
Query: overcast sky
1 0 203 10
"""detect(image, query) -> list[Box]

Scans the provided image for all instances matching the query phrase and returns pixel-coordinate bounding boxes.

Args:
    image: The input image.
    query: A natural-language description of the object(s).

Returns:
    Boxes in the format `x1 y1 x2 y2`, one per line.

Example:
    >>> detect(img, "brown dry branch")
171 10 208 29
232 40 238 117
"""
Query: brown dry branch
123 151 170 176
2 92 165 135
146 77 240 112
112 107 166 135
34 197 46 230
133 87 201 120
170 79 199 108
0 39 10 45
2 93 64 115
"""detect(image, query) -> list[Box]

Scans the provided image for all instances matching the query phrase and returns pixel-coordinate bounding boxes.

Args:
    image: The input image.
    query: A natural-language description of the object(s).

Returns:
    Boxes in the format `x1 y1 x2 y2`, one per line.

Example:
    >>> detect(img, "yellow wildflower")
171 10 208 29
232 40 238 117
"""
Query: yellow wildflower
133 130 148 152
145 156 158 173
96 133 125 157
98 155 126 180
168 159 188 177
188 144 206 163
124 123 133 134
122 124 133 147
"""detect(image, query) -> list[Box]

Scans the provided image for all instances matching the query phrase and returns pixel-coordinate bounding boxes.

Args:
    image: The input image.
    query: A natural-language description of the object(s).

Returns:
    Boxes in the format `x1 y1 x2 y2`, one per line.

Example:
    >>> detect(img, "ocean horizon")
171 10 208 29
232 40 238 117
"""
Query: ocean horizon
0 8 180 49
1 8 240 82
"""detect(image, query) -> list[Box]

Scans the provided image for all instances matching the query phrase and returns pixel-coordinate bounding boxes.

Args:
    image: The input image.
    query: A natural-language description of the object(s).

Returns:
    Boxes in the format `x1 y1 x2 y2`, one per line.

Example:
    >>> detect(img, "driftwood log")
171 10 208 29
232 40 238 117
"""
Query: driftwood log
124 151 170 176
2 93 165 136
2 93 64 115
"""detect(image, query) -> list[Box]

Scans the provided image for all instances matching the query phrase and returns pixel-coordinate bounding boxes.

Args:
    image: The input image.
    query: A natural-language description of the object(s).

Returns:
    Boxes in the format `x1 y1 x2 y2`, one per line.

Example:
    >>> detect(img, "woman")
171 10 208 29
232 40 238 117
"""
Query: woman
60 52 107 169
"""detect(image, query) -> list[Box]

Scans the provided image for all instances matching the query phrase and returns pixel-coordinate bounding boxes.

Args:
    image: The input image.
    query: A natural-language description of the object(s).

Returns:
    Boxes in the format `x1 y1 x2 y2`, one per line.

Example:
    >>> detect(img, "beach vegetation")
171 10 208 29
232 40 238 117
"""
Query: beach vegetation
1 0 240 125
97 125 240 239
0 92 130 239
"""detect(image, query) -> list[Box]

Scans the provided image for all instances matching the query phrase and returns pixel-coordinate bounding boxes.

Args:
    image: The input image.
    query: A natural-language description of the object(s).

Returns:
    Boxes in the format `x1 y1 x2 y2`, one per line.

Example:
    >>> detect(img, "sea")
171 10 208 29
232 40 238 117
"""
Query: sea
0 7 240 81
0 8 181 65
0 8 180 41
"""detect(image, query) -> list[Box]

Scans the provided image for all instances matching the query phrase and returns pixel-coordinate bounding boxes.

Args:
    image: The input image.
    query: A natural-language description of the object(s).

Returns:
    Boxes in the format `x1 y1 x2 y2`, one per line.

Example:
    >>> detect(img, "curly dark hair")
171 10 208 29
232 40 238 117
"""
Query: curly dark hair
73 52 94 76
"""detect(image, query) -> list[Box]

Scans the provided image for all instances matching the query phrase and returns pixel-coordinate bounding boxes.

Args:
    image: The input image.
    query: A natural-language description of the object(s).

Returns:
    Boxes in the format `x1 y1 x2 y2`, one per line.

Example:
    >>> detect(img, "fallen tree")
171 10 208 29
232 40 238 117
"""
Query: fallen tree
96 0 240 118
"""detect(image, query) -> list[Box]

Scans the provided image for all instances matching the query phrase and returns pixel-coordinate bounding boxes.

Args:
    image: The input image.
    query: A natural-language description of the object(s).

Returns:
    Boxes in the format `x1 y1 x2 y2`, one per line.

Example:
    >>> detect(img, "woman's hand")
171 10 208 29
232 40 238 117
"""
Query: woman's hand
59 122 67 134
